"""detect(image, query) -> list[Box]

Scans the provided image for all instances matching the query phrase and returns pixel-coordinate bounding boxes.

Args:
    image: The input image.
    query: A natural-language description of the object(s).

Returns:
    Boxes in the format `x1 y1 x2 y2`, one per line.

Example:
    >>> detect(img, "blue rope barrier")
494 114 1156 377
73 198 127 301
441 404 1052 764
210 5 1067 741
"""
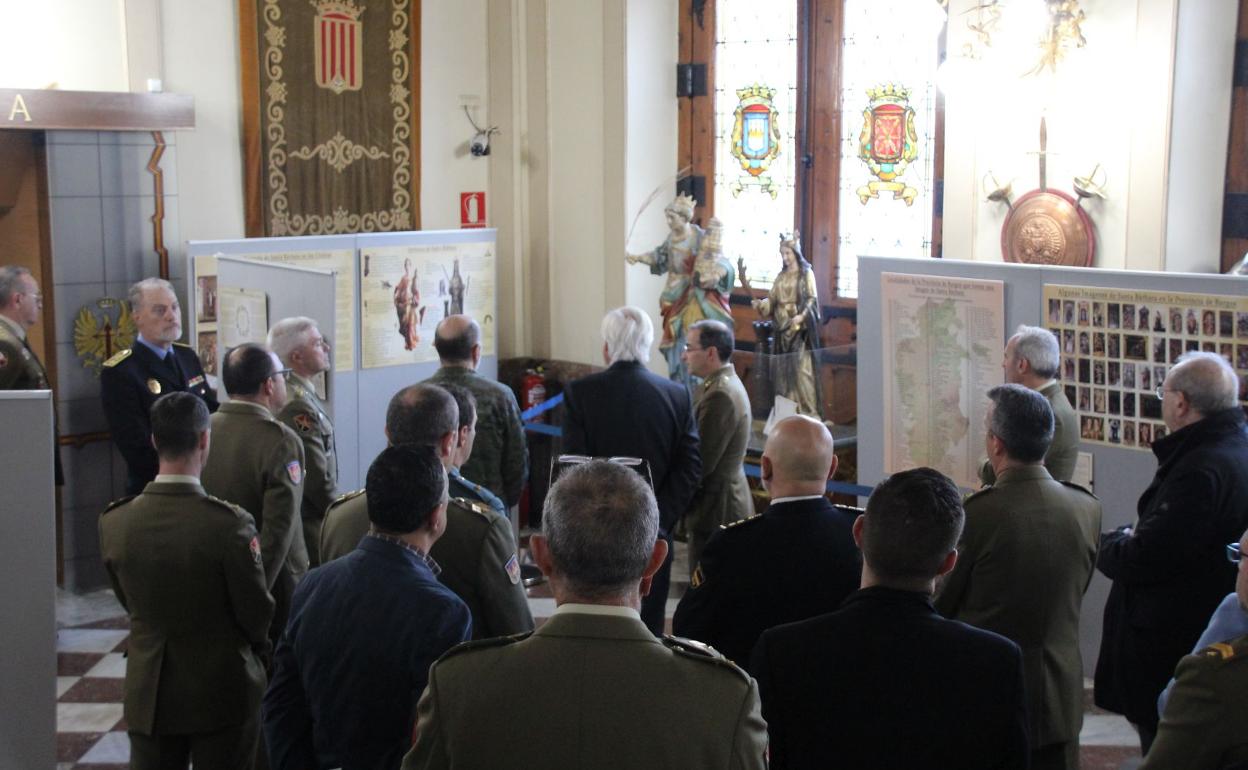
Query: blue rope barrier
520 392 564 422
742 462 873 498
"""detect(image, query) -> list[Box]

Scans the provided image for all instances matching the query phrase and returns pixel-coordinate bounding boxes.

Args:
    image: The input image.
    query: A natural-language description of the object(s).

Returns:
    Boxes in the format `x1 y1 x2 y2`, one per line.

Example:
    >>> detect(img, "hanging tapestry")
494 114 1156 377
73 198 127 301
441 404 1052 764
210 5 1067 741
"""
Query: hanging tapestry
240 0 421 236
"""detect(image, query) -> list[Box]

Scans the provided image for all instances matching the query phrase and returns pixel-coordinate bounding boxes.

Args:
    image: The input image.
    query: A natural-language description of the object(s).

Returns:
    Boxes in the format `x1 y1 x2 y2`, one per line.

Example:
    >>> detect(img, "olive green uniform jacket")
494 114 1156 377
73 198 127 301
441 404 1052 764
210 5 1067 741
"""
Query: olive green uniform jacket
1141 633 1248 770
321 491 534 639
981 381 1079 485
275 373 337 566
402 608 767 770
936 464 1101 754
424 366 528 506
201 400 307 638
99 479 274 735
685 364 752 536
0 314 49 390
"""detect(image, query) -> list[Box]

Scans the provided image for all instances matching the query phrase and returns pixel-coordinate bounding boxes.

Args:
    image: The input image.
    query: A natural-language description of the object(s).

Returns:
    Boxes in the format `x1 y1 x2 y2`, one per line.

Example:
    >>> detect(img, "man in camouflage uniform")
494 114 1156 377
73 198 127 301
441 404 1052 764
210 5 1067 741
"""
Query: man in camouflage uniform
201 343 306 644
269 317 337 567
439 383 507 517
423 314 527 509
321 383 533 639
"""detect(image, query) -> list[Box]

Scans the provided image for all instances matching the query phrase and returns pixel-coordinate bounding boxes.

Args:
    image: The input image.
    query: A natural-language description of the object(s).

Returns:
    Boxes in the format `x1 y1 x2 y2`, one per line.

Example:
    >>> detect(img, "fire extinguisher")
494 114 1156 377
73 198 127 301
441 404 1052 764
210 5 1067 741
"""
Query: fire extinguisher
520 366 548 422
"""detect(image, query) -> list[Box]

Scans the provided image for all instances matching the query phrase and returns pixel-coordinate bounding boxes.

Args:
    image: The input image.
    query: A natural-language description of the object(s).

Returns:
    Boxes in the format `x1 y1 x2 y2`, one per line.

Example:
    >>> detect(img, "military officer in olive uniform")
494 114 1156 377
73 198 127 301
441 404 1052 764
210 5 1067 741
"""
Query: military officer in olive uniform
99 392 273 770
678 319 753 573
102 278 218 494
269 317 337 567
937 384 1101 770
201 343 306 644
424 314 528 508
401 460 767 770
1143 526 1248 769
321 383 534 638
0 265 63 484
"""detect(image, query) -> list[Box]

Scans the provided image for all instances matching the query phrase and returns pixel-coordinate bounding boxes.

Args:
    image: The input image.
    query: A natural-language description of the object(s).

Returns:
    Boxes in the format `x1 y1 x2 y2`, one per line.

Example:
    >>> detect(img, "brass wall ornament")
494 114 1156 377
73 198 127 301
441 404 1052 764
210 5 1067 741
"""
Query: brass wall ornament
988 117 1100 267
74 298 137 376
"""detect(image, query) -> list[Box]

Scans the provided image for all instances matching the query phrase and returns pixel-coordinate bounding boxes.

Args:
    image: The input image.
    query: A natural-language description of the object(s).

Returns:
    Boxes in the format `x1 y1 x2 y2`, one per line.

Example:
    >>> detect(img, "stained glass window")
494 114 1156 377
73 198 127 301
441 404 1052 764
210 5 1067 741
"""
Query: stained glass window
712 1 799 289
836 1 944 298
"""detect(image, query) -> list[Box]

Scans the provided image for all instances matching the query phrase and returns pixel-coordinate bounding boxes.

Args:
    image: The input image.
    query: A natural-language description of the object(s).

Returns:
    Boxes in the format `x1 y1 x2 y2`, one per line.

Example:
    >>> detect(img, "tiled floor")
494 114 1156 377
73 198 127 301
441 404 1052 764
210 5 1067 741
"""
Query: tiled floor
54 545 1143 769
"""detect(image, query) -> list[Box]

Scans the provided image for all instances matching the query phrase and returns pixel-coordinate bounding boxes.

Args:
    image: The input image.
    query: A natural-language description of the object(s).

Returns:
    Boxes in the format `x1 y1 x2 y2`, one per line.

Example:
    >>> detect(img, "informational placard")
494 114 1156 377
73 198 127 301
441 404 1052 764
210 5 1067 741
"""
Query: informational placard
881 272 1005 489
217 286 269 350
358 240 495 368
1043 284 1248 451
192 254 221 376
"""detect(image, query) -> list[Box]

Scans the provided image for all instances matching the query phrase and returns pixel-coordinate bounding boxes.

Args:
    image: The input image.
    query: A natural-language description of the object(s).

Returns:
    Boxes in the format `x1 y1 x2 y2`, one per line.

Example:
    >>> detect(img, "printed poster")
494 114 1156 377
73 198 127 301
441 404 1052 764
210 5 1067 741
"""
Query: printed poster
217 286 269 350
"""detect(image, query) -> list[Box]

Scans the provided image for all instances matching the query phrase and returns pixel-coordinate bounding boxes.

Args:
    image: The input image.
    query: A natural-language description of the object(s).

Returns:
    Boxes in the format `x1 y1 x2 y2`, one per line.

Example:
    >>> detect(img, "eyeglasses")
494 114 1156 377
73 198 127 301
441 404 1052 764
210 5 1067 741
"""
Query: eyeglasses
1154 386 1171 401
549 454 655 491
270 368 292 380
1228 542 1243 565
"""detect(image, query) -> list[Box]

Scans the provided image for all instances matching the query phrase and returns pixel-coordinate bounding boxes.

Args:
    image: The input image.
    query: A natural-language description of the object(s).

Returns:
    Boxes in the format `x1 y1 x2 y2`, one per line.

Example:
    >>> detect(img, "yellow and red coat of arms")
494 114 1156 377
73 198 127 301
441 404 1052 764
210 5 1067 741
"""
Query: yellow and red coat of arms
729 84 782 199
313 1 364 94
856 83 919 206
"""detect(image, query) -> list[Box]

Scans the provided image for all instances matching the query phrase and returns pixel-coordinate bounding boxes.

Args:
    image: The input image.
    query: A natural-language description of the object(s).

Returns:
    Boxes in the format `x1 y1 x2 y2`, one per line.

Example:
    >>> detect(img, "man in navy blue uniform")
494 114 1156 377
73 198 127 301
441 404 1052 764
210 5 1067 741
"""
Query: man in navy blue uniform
751 467 1029 770
102 278 217 494
673 414 860 670
562 306 701 635
263 444 472 770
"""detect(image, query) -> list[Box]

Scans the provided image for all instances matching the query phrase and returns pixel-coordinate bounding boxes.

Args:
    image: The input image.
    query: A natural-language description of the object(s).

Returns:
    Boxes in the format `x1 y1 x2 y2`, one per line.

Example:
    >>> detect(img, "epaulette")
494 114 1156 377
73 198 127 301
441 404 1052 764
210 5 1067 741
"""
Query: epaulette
832 503 865 515
203 493 247 517
964 486 995 504
328 488 365 509
437 631 533 663
452 497 494 518
102 495 138 514
662 635 751 680
1200 635 1248 662
722 513 763 530
1059 480 1099 499
102 349 132 368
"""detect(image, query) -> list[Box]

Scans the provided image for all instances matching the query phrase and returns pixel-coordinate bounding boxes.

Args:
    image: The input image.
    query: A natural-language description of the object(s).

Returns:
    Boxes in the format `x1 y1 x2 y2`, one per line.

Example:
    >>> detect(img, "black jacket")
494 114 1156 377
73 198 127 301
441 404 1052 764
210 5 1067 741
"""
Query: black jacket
562 360 701 532
672 496 861 671
1095 407 1248 730
752 586 1029 770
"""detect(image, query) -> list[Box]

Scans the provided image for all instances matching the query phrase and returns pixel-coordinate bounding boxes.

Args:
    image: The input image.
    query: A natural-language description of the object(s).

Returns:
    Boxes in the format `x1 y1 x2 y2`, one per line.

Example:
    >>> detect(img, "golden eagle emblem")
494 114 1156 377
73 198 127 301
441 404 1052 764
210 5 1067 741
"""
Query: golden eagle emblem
74 298 137 376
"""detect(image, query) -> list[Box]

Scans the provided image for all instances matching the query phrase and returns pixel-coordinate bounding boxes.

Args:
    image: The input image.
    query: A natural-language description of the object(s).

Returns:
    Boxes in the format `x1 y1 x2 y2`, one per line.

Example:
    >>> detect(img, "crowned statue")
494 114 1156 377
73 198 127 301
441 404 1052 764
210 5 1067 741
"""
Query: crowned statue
626 194 735 383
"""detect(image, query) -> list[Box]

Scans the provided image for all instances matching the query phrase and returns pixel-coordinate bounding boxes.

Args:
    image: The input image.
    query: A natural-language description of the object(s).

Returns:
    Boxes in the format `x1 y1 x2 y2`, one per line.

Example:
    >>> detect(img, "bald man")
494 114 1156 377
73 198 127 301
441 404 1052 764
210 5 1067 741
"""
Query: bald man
423 314 528 509
672 416 861 671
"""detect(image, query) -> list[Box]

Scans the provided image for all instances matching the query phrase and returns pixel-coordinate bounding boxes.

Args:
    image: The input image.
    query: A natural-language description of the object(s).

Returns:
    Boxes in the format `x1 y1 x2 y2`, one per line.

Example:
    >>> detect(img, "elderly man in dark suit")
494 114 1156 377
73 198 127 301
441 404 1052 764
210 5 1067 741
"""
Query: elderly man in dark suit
752 467 1029 770
562 306 701 634
937 383 1101 769
673 414 860 671
1095 351 1248 753
99 392 273 770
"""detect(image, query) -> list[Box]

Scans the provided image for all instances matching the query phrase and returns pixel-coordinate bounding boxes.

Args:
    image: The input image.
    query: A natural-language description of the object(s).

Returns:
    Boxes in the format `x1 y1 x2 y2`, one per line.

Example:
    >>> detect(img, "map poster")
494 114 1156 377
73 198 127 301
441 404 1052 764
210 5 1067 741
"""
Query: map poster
217 286 269 350
881 273 1005 489
1043 284 1248 452
359 241 495 369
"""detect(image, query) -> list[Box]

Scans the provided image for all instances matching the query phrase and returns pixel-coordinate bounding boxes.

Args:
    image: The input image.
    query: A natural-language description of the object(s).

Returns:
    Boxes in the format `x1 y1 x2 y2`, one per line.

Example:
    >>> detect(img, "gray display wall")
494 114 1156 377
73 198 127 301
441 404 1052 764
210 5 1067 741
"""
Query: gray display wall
858 255 1248 674
0 391 57 768
188 230 499 495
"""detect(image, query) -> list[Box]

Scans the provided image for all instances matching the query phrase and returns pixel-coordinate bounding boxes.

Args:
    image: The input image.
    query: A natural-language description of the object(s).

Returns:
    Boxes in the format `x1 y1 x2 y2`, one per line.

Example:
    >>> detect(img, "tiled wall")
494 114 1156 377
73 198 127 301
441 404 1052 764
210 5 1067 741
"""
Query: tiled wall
46 130 182 591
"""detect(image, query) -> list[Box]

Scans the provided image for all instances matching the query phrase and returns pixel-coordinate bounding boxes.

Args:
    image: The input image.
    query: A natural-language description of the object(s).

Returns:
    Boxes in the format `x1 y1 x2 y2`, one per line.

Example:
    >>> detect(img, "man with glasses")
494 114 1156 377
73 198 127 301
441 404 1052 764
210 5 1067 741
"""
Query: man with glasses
0 265 63 484
102 278 219 494
1094 351 1248 754
269 317 337 567
202 342 307 644
1143 529 1248 768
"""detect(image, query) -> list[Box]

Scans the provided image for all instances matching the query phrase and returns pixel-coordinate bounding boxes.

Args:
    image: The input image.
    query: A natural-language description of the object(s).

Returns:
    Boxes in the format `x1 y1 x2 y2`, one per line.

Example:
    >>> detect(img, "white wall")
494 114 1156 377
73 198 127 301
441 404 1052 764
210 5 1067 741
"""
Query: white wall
0 0 129 91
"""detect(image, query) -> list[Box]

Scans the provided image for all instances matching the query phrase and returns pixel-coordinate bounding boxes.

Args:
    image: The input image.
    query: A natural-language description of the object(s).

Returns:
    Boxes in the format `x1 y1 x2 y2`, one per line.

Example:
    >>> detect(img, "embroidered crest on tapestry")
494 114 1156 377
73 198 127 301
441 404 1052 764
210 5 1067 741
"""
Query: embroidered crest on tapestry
241 0 420 236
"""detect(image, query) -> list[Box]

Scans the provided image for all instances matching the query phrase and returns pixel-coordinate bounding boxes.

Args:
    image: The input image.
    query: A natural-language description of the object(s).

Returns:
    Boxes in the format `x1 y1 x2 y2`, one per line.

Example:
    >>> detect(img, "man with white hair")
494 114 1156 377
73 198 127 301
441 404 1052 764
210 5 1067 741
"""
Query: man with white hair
102 277 218 494
269 317 336 566
981 324 1078 484
562 306 701 634
1095 351 1248 754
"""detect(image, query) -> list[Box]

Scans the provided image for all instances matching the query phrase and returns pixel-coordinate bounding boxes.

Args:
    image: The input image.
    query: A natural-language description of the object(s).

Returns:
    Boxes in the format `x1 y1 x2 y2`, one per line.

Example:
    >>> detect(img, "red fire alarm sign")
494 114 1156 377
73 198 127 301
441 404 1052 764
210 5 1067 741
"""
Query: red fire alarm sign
460 192 486 228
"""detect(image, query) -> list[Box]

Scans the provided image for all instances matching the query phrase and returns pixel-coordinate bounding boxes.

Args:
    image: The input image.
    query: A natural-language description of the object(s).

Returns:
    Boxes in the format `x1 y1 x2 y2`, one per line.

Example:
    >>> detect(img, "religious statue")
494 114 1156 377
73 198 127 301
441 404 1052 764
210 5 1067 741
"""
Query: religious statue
626 194 734 383
738 231 822 416
394 258 425 350
448 258 467 315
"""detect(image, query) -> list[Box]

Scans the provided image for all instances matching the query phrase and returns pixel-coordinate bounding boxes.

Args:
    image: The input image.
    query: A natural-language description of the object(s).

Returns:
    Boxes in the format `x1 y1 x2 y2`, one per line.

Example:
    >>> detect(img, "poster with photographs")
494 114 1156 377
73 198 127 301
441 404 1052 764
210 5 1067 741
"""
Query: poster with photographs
1043 284 1248 451
358 240 495 369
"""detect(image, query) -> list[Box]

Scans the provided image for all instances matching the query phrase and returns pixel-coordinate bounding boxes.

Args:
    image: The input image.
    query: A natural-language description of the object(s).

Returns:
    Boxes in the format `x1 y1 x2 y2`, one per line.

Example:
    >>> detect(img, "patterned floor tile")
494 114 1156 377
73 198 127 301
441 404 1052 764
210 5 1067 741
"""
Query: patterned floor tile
60 677 126 704
58 653 105 677
56 703 124 733
84 653 126 679
56 630 128 654
57 677 79 698
56 731 103 763
77 731 129 764
1080 745 1142 769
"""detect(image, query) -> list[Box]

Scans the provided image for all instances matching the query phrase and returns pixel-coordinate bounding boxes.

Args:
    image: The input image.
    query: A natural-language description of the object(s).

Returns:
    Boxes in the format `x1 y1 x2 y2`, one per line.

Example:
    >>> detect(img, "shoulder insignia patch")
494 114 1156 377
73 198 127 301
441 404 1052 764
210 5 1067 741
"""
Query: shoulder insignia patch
293 413 317 435
0 351 7 368
723 513 763 530
662 635 751 680
438 632 533 662
248 536 262 564
329 489 365 510
286 460 303 484
102 495 138 514
504 553 521 585
102 349 132 368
